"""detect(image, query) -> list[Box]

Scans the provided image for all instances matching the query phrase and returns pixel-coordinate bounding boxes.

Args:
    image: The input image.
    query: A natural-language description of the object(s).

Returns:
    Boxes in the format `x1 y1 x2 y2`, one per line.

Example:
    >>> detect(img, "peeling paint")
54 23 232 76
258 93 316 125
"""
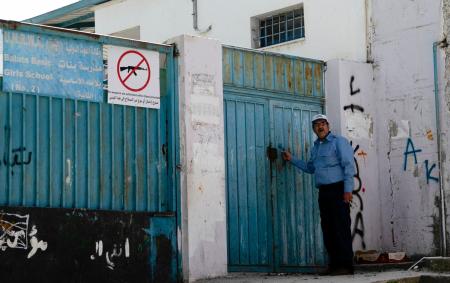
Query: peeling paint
389 120 398 138
65 159 72 186
389 120 410 139
345 111 373 139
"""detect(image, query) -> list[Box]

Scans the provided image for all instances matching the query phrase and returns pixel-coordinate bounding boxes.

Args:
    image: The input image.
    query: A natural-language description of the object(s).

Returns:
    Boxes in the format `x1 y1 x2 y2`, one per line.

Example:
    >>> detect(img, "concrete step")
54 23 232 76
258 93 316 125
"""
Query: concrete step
355 261 414 272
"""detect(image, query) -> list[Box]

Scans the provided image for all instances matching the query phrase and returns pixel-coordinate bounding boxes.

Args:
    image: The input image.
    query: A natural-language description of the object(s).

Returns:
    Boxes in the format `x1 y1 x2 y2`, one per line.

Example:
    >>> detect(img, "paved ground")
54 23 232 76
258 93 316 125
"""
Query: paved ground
193 270 450 283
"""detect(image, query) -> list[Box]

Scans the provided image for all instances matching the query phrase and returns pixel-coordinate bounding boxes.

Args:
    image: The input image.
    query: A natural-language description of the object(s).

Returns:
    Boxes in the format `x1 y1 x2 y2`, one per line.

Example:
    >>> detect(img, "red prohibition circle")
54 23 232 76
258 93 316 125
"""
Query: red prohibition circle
116 50 151 92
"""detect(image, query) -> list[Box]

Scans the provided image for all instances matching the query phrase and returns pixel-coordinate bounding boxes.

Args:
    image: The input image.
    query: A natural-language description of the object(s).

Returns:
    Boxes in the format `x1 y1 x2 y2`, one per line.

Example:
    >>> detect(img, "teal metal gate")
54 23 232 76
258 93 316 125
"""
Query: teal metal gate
0 21 178 282
223 46 326 272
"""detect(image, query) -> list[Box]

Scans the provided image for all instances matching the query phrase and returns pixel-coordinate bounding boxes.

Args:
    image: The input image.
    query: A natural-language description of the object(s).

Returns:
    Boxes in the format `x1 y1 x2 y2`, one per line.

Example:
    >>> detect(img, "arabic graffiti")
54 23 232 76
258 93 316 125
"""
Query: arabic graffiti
403 137 439 184
0 213 48 258
0 213 28 250
90 238 131 270
27 225 48 259
0 126 33 172
5 147 33 167
351 141 366 249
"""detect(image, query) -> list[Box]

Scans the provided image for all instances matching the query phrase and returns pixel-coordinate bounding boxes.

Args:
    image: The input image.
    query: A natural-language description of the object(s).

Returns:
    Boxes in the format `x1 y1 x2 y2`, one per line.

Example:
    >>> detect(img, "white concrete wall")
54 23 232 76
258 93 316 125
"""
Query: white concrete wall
325 59 381 253
167 35 227 281
371 0 443 256
95 0 367 61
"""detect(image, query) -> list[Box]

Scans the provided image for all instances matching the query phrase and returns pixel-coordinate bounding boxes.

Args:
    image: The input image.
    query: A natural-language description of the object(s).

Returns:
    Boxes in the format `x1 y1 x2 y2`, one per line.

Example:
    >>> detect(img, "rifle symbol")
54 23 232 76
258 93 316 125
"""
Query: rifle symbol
120 65 148 76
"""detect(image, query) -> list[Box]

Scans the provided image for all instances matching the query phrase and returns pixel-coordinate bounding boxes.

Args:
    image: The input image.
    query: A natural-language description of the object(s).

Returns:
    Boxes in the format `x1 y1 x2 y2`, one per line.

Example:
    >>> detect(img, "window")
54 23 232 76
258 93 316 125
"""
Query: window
257 7 304 48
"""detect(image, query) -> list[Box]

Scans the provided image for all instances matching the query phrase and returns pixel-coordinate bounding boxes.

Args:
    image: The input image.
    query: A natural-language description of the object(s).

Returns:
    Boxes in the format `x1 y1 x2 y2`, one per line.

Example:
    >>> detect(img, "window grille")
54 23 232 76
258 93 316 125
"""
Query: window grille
259 8 304 48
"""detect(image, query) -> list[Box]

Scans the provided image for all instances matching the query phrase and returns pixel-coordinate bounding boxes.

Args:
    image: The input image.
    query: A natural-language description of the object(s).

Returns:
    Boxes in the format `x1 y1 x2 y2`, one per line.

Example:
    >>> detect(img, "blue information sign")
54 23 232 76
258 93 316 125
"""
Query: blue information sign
2 30 104 102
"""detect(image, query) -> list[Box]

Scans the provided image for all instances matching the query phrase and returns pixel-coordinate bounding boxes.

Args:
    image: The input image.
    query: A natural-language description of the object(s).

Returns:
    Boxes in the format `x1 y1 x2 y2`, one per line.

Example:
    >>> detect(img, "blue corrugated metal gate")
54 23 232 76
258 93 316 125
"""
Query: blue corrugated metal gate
0 21 178 282
223 46 326 273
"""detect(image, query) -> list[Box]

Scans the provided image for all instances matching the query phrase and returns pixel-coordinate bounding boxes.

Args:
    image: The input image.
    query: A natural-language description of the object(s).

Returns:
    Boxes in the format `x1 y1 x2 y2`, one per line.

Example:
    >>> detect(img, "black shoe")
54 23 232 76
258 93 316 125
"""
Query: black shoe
330 267 354 276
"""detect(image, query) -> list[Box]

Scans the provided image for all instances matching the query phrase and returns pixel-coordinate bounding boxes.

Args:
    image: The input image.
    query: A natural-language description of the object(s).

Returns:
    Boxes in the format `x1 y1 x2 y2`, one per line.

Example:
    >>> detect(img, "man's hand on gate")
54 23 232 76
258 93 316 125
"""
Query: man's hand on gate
282 151 291 161
343 192 353 203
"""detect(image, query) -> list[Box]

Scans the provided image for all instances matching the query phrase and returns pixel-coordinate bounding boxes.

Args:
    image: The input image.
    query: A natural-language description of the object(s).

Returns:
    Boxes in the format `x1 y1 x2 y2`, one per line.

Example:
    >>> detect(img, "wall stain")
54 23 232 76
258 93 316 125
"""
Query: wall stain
413 166 419 177
426 129 434 140
389 120 398 138
431 196 442 255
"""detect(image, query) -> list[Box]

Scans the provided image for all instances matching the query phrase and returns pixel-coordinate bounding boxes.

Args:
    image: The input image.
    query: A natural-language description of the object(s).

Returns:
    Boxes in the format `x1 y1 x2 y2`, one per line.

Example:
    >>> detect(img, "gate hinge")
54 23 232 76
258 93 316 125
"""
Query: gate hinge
172 43 180 57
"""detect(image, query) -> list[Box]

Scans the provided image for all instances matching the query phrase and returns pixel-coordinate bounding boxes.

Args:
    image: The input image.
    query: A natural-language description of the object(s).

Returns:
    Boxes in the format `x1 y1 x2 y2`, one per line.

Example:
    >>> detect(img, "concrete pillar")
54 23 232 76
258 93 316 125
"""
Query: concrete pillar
167 35 227 282
325 59 381 253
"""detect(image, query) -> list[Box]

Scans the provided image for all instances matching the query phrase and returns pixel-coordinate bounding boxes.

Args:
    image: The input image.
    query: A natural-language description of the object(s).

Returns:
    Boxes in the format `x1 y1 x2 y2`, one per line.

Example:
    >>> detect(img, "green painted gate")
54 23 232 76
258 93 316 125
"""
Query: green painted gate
223 46 326 272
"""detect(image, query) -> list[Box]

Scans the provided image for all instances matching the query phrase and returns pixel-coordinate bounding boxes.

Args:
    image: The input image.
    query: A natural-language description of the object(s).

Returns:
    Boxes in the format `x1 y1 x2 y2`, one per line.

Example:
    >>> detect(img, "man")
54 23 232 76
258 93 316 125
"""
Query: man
282 114 355 276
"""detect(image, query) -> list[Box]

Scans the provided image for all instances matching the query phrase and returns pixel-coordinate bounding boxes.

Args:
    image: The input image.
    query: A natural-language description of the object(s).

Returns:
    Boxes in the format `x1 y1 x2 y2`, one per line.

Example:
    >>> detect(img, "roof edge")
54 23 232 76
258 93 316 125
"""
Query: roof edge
25 0 110 24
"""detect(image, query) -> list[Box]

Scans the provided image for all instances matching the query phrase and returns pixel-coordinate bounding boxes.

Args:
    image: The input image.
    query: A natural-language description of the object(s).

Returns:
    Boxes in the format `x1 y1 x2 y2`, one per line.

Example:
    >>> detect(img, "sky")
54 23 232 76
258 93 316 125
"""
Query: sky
0 1 78 21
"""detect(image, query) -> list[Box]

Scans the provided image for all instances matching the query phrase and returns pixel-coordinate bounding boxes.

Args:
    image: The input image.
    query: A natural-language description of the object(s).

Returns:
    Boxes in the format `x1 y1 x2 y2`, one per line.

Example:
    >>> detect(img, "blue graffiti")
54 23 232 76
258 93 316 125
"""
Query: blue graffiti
403 137 438 184
425 160 439 184
403 138 422 171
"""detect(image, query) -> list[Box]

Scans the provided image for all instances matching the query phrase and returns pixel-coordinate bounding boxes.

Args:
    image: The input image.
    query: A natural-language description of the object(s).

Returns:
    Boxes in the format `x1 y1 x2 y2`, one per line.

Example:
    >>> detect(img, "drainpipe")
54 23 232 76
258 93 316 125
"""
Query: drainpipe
433 39 447 256
192 0 212 33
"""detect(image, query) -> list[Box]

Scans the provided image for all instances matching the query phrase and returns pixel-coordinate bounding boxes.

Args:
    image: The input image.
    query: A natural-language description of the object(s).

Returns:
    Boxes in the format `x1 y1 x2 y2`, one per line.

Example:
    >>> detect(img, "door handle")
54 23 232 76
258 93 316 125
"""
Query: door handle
266 144 278 162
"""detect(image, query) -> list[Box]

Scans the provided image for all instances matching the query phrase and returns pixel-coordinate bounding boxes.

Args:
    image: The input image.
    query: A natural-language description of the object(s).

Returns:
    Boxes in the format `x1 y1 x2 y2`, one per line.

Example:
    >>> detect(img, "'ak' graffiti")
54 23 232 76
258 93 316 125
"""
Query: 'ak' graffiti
403 137 439 184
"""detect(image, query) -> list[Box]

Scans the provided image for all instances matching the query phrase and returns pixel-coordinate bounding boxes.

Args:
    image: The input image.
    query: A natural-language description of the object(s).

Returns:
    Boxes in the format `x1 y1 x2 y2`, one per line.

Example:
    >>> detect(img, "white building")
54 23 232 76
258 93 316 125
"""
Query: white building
29 0 450 281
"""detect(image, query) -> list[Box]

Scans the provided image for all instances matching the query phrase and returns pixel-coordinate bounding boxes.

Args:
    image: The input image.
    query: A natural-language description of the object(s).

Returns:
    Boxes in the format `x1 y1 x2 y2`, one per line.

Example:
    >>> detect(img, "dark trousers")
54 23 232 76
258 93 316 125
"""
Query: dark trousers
318 181 354 269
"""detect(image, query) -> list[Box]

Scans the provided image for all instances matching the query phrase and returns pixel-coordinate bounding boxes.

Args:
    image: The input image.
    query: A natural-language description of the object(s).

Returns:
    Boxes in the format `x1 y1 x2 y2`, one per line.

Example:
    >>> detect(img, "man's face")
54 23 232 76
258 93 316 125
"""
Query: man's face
313 119 329 139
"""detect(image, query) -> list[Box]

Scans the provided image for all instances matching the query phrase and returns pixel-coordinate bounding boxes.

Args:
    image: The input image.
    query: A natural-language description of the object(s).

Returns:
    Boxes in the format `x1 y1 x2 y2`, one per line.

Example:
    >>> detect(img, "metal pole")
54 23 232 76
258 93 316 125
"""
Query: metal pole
192 0 212 33
432 41 447 256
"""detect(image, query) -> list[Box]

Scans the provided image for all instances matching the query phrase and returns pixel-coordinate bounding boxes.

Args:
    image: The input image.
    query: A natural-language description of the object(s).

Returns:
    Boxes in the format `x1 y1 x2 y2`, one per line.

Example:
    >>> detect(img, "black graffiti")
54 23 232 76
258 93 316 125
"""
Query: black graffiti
350 75 360 95
352 213 365 248
10 147 32 166
343 104 365 113
1 126 33 170
350 141 366 249
344 76 364 113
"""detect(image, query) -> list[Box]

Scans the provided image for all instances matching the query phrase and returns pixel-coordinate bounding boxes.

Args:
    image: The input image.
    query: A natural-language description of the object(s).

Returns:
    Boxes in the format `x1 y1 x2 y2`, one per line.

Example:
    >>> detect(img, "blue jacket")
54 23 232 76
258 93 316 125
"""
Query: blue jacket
290 132 355 193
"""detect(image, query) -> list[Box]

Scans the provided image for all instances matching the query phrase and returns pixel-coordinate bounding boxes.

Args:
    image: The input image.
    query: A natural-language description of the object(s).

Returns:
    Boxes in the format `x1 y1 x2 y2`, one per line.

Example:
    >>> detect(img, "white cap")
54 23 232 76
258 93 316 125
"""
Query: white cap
312 114 328 123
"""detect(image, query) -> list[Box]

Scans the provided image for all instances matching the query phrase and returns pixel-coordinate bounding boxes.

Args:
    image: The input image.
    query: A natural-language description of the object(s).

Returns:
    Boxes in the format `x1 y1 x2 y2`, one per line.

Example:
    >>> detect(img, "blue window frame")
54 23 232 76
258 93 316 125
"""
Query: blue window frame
259 8 305 48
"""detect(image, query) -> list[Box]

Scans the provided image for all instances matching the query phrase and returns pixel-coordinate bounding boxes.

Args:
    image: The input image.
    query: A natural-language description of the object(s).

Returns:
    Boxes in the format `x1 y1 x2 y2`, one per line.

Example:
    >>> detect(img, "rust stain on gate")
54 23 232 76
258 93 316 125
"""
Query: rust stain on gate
222 46 324 98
